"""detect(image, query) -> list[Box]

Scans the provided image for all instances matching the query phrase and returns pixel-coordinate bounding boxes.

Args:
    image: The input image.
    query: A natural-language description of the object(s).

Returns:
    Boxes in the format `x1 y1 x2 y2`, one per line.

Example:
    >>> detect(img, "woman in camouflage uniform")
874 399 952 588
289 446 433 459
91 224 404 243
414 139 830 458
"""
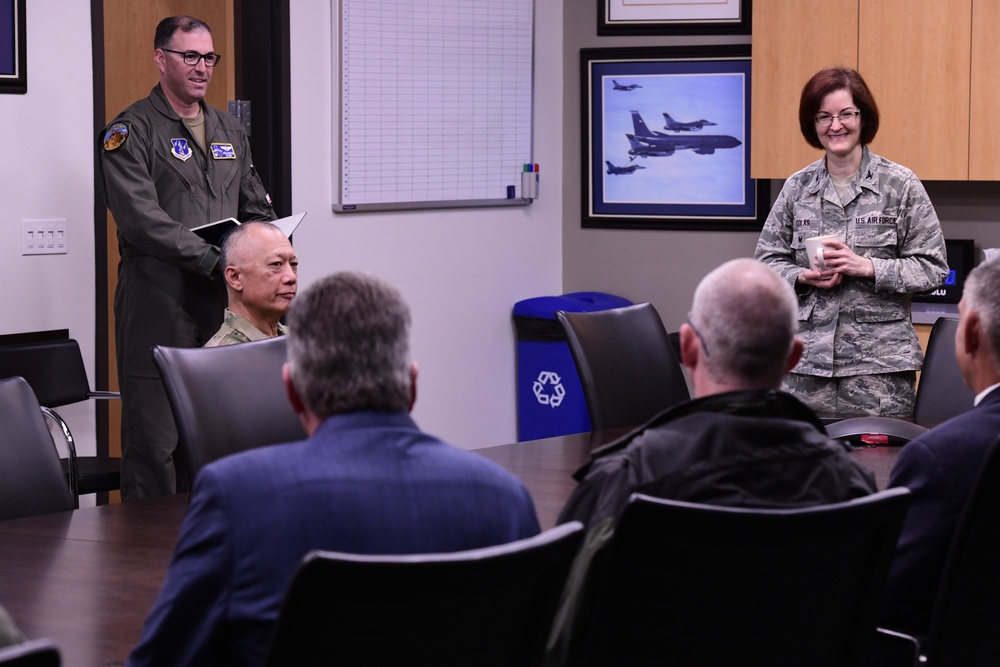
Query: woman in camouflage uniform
754 67 948 418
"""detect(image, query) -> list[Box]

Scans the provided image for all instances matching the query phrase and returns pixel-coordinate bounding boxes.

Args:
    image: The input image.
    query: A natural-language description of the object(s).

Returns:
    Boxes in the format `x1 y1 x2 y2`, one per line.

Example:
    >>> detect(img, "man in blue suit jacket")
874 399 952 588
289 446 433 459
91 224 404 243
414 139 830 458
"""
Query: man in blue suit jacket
126 271 540 667
881 256 1000 639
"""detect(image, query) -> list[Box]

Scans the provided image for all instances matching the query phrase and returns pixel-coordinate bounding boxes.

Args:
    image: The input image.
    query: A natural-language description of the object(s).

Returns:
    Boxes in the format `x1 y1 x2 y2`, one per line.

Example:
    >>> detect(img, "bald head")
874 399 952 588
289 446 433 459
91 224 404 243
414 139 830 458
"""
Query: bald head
684 258 801 393
221 222 298 333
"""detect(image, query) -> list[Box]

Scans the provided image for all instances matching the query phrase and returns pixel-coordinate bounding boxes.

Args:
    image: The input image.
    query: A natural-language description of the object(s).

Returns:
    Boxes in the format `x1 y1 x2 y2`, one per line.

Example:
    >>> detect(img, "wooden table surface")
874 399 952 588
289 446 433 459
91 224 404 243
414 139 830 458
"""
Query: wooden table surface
0 430 900 665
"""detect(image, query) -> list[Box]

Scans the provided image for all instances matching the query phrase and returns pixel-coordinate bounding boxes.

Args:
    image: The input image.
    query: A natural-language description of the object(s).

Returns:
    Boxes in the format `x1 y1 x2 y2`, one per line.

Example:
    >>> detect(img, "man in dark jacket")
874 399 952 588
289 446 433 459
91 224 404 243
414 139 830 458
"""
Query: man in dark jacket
546 259 877 666
99 15 275 500
559 258 876 528
879 256 1000 640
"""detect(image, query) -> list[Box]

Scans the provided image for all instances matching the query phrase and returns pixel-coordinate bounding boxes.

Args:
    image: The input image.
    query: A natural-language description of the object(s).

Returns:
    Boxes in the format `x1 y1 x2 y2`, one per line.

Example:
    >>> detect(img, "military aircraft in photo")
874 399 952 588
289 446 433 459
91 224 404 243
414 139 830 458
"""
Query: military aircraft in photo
626 110 741 157
605 160 646 175
662 112 718 132
612 79 642 91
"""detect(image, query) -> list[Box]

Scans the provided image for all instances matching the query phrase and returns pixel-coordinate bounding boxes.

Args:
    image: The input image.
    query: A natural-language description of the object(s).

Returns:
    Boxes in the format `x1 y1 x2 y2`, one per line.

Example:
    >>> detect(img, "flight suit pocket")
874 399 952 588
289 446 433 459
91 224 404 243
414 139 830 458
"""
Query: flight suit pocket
240 165 271 212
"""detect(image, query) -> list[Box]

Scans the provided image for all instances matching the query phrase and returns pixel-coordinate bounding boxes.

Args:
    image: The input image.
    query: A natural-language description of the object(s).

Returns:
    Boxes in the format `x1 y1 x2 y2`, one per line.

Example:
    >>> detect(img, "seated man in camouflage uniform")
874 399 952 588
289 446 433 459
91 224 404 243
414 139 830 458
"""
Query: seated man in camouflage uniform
204 221 298 347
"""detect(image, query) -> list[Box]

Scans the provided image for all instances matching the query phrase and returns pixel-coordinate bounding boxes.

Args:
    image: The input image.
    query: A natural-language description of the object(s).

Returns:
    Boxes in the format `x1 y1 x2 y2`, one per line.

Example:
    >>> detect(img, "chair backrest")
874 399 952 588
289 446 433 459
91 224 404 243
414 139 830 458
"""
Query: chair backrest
913 316 974 427
0 639 60 667
265 522 585 667
557 302 689 431
0 377 75 521
0 339 91 407
151 336 304 480
924 434 1000 665
580 489 911 667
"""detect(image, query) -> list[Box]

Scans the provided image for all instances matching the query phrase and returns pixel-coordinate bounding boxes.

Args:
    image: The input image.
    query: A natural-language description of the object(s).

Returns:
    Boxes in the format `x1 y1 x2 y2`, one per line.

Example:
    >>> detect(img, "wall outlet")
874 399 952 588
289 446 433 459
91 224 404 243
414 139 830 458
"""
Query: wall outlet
22 219 67 255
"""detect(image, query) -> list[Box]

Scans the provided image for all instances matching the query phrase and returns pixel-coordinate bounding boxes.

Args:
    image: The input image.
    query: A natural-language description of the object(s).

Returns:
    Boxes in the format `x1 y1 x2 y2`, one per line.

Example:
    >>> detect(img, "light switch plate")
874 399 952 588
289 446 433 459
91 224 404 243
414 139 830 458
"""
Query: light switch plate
22 219 67 255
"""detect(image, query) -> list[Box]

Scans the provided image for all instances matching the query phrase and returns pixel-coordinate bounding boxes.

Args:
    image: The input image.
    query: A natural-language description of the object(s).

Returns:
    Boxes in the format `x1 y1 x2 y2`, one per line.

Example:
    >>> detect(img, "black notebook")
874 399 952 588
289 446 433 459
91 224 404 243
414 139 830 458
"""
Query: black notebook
191 212 306 246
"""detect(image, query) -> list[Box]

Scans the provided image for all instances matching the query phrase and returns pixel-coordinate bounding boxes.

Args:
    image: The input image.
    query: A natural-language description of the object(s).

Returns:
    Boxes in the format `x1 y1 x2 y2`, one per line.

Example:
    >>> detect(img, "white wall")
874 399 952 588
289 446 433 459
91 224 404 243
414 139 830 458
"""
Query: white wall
288 3 564 448
0 3 97 464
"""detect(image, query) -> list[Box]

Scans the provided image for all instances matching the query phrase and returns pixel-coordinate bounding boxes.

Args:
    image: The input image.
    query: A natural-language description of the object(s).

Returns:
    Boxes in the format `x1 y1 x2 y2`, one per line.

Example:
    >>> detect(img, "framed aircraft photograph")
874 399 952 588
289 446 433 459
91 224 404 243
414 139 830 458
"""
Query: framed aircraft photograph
598 0 751 36
0 0 25 94
581 45 766 231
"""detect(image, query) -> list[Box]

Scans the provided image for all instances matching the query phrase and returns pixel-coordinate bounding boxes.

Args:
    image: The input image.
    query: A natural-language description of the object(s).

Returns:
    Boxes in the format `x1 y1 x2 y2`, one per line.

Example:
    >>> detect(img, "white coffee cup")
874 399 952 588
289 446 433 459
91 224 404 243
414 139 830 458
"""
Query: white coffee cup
803 232 845 271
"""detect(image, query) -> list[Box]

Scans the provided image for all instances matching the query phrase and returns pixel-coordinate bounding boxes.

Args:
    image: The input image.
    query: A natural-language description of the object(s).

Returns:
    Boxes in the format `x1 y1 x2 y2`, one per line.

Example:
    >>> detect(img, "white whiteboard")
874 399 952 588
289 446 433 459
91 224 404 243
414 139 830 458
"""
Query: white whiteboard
334 0 534 212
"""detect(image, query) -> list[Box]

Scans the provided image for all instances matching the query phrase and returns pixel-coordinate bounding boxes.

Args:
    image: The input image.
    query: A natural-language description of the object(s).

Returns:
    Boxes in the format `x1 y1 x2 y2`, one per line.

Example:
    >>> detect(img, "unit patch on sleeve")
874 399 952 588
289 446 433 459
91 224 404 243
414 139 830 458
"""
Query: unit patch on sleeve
211 143 236 160
102 122 130 152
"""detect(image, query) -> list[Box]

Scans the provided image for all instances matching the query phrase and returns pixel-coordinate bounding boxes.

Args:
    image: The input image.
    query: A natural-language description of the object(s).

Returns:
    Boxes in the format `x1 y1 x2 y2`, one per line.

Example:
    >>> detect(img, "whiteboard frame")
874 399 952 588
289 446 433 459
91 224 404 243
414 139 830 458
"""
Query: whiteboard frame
333 0 535 213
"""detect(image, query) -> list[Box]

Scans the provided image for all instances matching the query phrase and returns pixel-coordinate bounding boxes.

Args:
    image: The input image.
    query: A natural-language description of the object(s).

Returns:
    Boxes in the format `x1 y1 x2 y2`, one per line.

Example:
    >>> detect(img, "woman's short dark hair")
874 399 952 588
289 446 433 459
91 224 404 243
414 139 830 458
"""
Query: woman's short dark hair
798 67 880 149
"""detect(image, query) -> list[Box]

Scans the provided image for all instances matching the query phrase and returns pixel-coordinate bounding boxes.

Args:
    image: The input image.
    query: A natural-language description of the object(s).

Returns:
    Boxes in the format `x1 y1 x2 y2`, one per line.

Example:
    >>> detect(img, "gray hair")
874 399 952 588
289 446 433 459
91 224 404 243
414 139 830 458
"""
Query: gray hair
689 258 798 387
963 257 1000 363
154 15 211 50
286 271 412 417
220 221 284 269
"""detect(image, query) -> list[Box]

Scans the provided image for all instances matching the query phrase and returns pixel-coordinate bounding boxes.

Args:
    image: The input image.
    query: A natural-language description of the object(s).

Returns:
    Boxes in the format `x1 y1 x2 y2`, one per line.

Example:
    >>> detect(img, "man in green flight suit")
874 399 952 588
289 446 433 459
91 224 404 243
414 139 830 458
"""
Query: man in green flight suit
99 15 275 500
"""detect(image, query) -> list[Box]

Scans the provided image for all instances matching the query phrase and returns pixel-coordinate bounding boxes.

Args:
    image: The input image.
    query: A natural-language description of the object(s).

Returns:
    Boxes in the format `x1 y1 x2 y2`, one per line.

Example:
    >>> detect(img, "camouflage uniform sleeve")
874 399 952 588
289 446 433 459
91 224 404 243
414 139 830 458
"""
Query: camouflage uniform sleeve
754 178 808 288
870 175 949 294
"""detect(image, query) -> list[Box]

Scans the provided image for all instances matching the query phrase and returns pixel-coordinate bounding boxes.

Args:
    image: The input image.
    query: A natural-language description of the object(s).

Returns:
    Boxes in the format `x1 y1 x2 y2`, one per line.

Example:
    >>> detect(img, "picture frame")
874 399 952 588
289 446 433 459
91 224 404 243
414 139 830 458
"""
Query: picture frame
598 0 751 36
0 0 26 95
581 45 766 231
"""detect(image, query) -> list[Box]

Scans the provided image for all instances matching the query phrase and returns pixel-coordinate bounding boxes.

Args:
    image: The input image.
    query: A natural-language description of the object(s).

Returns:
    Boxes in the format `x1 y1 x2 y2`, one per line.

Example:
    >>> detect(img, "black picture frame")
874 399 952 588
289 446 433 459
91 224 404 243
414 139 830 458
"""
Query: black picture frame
0 0 25 94
581 45 766 231
598 0 751 36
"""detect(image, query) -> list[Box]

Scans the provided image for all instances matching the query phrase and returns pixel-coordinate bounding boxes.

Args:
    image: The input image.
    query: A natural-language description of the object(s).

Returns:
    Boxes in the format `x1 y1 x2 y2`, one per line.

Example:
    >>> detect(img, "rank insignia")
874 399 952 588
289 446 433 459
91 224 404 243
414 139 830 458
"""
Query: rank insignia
102 122 130 152
171 138 193 162
211 143 236 160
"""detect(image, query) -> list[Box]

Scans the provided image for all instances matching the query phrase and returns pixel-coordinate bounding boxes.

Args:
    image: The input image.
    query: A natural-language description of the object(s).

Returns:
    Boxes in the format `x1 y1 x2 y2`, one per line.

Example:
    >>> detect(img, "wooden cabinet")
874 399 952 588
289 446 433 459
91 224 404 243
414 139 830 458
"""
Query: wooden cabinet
752 0 989 181
970 1 1000 180
750 0 857 179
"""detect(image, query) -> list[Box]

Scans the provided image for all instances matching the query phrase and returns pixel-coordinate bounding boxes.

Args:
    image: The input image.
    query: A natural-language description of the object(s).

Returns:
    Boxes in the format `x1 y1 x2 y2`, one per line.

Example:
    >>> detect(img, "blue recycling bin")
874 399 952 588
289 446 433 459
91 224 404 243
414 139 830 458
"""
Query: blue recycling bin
513 292 633 441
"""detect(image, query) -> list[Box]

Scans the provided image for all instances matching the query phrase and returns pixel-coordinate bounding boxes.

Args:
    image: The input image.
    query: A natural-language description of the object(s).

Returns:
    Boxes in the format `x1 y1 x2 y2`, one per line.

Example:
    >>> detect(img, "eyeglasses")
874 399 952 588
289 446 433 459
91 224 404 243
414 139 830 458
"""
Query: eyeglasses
161 48 222 67
686 312 710 357
814 109 860 127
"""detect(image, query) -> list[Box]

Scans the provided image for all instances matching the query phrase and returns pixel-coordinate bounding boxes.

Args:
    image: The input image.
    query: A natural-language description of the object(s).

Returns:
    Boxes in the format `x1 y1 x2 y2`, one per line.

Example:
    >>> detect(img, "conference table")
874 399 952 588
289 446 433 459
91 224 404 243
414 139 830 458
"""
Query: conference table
0 429 899 666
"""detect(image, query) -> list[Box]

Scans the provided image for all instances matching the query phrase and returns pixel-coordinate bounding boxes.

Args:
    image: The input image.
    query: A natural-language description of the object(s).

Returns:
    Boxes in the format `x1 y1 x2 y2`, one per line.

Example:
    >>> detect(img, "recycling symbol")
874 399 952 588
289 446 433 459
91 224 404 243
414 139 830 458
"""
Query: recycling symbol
533 371 565 408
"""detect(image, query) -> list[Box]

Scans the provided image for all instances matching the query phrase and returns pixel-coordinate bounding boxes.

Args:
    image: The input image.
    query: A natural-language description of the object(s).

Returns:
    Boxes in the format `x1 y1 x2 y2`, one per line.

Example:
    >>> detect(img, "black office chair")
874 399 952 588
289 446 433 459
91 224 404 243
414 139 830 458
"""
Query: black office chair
0 639 60 667
557 302 690 432
913 316 974 427
265 522 585 667
876 434 1000 666
574 489 911 667
827 317 973 447
152 336 304 480
0 377 76 521
0 339 120 504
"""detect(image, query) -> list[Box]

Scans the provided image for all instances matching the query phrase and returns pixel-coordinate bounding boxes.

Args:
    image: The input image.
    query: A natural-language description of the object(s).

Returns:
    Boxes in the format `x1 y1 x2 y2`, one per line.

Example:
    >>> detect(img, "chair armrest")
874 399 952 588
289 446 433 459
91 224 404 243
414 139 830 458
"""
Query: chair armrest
871 627 920 667
87 390 121 401
40 406 79 505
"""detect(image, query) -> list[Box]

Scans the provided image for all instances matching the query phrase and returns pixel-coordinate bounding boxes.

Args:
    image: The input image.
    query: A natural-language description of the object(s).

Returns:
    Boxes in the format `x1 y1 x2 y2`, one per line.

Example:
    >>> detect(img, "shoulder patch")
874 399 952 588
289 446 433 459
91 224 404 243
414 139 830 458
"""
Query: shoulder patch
102 122 130 152
210 143 236 160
